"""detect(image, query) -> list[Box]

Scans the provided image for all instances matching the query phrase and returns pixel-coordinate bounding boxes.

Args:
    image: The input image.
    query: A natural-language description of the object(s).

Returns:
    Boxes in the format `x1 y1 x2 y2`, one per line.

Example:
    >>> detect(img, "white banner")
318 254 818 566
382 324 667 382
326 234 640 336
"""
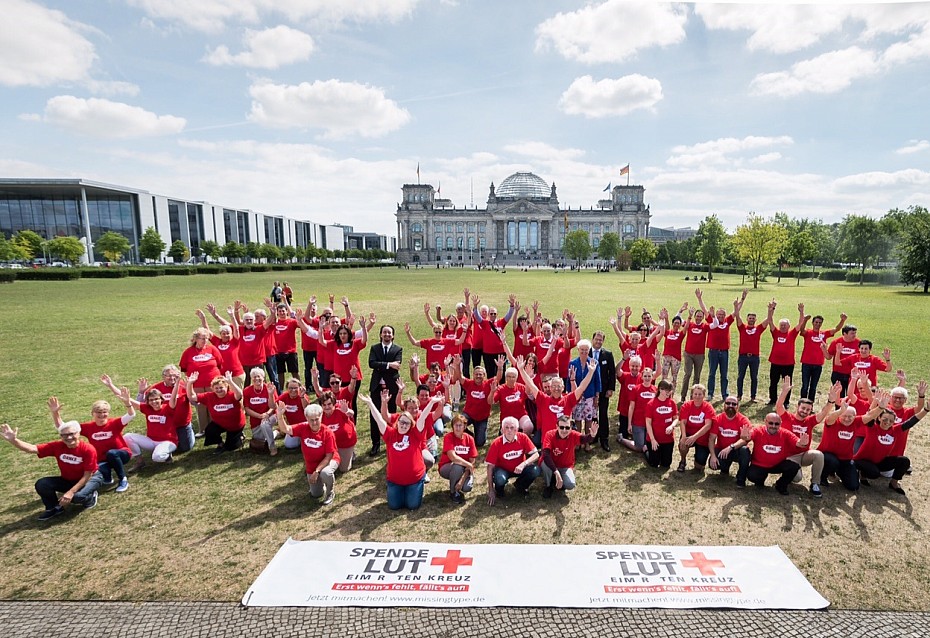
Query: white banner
243 540 828 609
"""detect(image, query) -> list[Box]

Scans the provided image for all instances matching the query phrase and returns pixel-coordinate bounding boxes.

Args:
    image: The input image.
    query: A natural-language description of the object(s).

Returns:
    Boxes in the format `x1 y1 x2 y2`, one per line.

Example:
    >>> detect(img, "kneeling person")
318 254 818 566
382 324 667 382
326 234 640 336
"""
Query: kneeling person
275 402 338 505
486 416 540 504
541 414 598 498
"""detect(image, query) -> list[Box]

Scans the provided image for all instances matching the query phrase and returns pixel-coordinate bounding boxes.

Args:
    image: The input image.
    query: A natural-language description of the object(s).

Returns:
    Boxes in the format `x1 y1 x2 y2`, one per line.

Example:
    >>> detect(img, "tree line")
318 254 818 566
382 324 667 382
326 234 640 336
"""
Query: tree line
559 205 930 292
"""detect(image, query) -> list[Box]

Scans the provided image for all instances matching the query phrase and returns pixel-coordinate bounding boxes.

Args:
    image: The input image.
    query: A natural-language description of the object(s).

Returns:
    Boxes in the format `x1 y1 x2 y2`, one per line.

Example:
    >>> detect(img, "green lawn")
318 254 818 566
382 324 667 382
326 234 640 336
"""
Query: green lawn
0 268 927 608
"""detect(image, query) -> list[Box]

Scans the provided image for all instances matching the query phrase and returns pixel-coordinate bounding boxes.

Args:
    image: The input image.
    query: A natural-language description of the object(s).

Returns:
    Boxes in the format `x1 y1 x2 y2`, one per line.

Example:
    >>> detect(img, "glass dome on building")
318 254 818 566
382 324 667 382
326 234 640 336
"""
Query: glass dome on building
496 172 550 199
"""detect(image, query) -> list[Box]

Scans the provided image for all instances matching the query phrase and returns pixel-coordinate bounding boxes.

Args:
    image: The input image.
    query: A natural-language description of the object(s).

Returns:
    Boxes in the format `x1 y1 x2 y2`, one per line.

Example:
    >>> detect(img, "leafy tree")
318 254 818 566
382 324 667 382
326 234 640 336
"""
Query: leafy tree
222 241 245 261
784 229 817 285
333 249 345 261
730 213 787 289
895 206 930 293
260 243 282 262
656 244 670 264
563 229 591 267
694 215 728 279
597 232 622 263
200 240 221 262
838 214 892 285
0 235 26 261
96 231 131 263
45 236 85 264
616 250 632 271
245 242 262 263
629 238 658 281
168 240 190 263
281 245 297 262
139 227 166 262
13 230 44 260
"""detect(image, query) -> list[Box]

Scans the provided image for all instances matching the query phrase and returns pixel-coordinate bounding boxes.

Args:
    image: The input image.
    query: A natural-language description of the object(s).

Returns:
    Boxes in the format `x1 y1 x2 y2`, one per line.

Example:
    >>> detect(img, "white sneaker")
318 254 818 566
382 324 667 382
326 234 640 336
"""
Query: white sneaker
424 474 431 484
322 487 335 506
116 477 129 493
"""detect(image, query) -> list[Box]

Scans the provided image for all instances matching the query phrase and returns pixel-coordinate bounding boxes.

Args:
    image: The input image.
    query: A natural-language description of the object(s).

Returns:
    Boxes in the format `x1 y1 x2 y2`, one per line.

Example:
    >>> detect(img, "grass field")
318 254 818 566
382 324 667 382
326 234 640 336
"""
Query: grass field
0 268 928 608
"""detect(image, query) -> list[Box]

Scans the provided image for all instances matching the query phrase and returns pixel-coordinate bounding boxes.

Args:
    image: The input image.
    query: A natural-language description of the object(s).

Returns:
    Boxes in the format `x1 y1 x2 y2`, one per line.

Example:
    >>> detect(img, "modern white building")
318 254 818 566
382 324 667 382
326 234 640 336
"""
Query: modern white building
0 178 354 262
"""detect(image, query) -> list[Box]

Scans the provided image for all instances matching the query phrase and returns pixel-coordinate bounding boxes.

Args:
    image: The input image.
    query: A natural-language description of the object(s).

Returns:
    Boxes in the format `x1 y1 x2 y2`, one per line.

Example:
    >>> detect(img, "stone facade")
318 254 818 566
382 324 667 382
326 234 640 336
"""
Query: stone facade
395 171 651 264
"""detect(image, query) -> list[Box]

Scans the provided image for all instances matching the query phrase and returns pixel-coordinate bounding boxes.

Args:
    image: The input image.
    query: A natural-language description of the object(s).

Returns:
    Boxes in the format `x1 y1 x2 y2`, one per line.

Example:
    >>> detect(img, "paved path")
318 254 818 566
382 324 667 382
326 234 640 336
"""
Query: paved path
2 602 929 637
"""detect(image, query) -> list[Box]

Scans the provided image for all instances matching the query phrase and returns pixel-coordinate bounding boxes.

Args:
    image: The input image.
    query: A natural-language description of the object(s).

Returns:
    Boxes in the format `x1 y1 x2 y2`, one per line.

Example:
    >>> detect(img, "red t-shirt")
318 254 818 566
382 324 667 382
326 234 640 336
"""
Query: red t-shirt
36 440 97 481
827 336 860 374
684 321 709 355
534 392 578 440
768 328 800 365
679 400 715 445
441 324 465 357
460 378 493 421
210 336 244 376
418 337 457 369
512 324 533 359
706 315 734 351
439 431 477 470
800 329 836 366
79 416 130 459
817 417 861 460
322 408 357 448
646 397 678 444
139 403 178 444
272 318 299 354
854 423 903 464
328 339 365 381
533 337 563 375
238 325 267 367
149 381 191 428
628 383 657 426
737 324 764 356
276 391 306 425
711 412 751 449
542 428 582 469
840 354 890 387
383 426 427 485
291 422 339 473
662 329 684 360
300 316 320 352
622 339 657 373
485 432 536 473
891 405 916 456
479 317 509 355
749 425 801 468
242 383 273 427
179 344 223 385
779 412 818 452
494 383 529 420
557 336 578 378
196 391 244 431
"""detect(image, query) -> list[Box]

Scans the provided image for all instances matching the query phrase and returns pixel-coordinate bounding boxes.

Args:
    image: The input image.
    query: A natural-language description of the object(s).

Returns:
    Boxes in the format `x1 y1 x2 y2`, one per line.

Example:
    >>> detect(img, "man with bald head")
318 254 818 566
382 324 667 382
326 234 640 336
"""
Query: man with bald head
730 412 809 495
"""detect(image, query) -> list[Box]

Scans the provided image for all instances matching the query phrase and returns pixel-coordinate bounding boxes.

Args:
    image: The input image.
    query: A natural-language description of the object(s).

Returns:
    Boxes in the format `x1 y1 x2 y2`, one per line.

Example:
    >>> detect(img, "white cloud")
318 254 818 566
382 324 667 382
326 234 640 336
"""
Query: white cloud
18 113 41 122
204 25 314 68
535 0 687 64
86 79 141 97
43 96 186 139
504 142 585 161
897 140 930 155
559 75 663 118
834 169 930 189
0 0 96 87
668 136 793 168
882 23 930 66
750 152 782 165
695 5 851 54
750 47 880 97
127 0 420 32
247 79 410 138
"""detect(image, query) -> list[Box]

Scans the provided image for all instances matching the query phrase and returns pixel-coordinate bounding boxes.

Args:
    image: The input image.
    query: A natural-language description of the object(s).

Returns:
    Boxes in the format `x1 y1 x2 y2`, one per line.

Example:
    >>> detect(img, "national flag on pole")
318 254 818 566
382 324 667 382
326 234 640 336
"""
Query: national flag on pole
603 182 611 192
619 164 630 176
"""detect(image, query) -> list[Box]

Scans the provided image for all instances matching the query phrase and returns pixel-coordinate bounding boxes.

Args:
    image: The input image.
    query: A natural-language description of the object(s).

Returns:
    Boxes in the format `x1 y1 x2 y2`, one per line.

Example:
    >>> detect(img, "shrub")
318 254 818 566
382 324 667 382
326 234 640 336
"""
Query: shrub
250 264 271 272
224 264 251 273
819 269 848 281
15 269 82 281
195 265 227 274
0 270 18 283
844 270 900 285
126 267 164 277
271 264 292 271
79 268 129 278
164 267 195 276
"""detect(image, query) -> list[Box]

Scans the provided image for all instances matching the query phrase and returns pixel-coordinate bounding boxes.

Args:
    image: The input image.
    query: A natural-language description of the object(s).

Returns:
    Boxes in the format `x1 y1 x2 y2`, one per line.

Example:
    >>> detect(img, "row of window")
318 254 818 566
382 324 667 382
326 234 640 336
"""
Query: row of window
411 221 487 234
0 193 136 244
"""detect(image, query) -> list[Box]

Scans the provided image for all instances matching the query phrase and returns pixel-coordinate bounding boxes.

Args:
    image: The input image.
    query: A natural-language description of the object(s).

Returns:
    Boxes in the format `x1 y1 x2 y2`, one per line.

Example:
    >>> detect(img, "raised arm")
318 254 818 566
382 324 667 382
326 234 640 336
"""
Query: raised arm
360 393 389 435
47 396 65 429
403 322 421 347
774 376 791 416
572 358 599 400
796 303 809 332
1 423 39 455
695 288 709 315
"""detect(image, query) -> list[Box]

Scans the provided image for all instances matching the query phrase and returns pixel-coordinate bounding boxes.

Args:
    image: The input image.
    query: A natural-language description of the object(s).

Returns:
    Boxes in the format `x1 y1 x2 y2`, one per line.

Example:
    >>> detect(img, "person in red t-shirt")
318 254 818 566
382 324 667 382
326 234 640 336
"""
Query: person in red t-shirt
263 300 301 391
438 414 478 504
234 305 268 384
187 371 245 453
764 300 808 406
199 303 245 390
819 395 884 491
734 300 771 403
854 396 930 496
707 396 752 486
452 356 499 446
275 403 339 505
526 321 563 378
680 300 709 404
676 383 716 472
242 367 278 456
541 414 598 498
125 385 180 469
644 380 679 468
320 392 357 472
837 340 893 389
493 366 534 436
731 412 809 494
823 324 860 395
179 326 224 436
623 367 658 452
140 364 194 453
2 421 98 520
615 356 642 443
404 320 468 371
696 288 747 401
485 416 540 504
471 293 517 379
799 313 846 402
658 309 685 389
887 380 927 458
774 377 837 497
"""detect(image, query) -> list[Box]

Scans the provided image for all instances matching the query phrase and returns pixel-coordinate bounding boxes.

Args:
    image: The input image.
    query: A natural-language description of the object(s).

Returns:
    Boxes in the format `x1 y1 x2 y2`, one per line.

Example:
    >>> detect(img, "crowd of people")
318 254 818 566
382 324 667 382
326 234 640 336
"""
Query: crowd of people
3 285 927 522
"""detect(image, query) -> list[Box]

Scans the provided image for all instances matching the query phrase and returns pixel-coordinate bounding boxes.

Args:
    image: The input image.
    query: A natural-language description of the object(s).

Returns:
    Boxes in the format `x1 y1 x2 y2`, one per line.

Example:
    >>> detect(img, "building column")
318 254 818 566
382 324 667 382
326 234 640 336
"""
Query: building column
80 186 94 264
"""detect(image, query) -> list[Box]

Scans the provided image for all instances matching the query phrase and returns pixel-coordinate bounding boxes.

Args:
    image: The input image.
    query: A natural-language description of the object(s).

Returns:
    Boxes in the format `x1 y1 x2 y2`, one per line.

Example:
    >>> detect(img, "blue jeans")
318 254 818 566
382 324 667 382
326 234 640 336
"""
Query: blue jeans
800 363 822 402
98 449 131 482
386 478 425 510
737 354 760 400
34 476 92 510
176 423 195 453
491 464 540 496
707 349 729 398
465 414 488 447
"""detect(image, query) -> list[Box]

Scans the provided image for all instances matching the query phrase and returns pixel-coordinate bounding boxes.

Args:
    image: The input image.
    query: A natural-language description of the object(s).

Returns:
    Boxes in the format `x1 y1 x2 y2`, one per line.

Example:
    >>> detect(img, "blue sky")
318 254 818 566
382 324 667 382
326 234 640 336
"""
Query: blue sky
1 0 928 237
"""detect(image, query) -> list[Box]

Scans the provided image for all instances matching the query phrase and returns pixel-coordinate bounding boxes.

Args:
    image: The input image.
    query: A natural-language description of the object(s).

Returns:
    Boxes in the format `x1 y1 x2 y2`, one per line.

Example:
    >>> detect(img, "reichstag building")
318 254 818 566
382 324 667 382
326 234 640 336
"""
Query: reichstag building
395 171 651 265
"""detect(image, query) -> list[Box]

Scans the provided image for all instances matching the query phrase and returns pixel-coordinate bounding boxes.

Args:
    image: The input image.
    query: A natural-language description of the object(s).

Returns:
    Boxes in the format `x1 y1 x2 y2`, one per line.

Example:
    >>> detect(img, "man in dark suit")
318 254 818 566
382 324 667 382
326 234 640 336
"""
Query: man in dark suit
368 325 402 456
591 330 616 452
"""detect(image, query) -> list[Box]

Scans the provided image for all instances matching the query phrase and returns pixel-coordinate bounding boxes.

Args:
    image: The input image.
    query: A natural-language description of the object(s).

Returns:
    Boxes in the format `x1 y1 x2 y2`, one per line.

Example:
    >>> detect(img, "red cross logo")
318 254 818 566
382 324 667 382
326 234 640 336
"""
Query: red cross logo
681 552 725 576
430 549 473 574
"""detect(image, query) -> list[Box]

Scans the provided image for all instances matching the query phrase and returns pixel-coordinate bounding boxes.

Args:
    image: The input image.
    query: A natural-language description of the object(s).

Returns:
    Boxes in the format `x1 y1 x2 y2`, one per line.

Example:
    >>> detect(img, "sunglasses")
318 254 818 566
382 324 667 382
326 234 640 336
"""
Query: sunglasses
766 420 780 425
724 401 737 406
558 425 571 431
398 419 412 426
